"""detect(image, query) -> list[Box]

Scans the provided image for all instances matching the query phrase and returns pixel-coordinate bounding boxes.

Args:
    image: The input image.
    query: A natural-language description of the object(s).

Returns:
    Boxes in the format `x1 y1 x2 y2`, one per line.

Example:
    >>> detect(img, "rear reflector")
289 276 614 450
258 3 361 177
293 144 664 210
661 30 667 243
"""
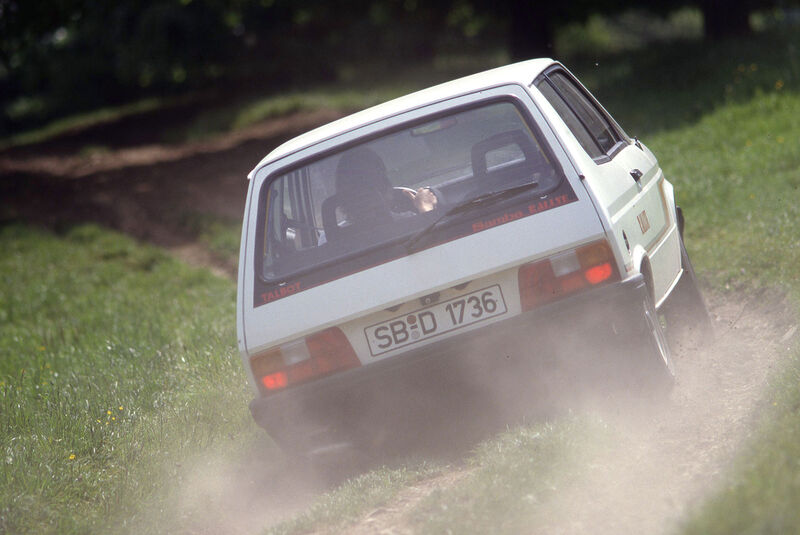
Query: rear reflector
251 327 360 394
518 240 620 311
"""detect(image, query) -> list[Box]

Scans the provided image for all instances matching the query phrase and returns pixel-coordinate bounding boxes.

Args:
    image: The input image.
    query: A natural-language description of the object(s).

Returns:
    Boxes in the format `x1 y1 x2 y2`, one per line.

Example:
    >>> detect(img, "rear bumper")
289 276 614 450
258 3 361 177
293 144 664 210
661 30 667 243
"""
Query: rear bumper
250 274 649 455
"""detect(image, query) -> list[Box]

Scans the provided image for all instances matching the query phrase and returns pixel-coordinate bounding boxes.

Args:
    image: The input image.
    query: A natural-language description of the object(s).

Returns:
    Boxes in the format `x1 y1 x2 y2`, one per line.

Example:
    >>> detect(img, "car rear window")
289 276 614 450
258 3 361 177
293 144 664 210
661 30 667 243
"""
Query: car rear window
256 100 566 284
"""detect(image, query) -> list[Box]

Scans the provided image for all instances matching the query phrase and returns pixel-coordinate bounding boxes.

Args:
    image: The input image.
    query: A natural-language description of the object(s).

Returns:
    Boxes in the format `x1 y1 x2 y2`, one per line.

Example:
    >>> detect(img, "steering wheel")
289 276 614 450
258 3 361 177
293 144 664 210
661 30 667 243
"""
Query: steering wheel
390 186 418 213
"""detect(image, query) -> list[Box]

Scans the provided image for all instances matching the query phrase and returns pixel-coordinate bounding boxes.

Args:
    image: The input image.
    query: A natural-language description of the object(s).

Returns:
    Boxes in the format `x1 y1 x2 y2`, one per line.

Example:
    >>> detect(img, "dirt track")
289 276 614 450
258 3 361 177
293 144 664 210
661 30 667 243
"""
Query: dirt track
0 109 343 277
531 288 795 534
3 114 796 534
319 287 794 535
156 287 795 535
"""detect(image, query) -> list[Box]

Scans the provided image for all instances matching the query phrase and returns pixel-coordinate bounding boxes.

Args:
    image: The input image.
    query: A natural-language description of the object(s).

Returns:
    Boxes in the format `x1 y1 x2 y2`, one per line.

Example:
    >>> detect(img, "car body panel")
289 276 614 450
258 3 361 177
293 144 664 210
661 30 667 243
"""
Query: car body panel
237 59 684 451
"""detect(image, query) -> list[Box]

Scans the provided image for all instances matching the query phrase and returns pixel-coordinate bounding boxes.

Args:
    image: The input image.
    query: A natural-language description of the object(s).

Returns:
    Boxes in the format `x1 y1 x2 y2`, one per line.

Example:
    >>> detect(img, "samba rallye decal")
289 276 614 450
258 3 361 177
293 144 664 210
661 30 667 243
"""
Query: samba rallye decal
471 193 574 233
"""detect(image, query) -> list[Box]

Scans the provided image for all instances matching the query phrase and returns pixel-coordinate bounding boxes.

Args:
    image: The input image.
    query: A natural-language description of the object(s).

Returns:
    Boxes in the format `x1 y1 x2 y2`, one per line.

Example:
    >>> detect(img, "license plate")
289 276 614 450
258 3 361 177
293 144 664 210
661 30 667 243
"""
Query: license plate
364 285 508 356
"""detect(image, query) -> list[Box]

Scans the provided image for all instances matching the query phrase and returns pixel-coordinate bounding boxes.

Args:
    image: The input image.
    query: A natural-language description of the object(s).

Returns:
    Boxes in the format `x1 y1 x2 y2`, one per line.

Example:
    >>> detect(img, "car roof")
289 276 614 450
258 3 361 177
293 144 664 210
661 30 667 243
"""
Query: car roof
248 58 555 178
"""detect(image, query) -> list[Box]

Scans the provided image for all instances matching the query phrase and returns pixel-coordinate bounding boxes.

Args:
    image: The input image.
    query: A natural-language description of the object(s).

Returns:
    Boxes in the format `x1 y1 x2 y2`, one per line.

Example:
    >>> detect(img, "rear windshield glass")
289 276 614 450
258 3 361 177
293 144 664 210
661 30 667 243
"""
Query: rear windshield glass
258 100 564 281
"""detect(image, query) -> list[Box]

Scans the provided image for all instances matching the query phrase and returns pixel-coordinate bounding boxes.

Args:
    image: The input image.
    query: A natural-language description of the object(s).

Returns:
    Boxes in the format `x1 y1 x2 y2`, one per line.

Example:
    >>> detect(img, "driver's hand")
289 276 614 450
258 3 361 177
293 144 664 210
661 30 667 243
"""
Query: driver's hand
411 187 438 213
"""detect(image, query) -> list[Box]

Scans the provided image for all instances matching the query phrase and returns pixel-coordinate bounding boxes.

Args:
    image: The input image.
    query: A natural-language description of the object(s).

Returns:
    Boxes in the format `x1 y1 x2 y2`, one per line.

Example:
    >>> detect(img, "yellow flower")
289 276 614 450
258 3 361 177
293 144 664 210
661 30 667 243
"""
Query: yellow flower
112 416 116 421
749 63 757 72
107 410 112 415
777 136 785 144
38 346 45 351
776 80 784 90
118 406 124 411
69 454 76 460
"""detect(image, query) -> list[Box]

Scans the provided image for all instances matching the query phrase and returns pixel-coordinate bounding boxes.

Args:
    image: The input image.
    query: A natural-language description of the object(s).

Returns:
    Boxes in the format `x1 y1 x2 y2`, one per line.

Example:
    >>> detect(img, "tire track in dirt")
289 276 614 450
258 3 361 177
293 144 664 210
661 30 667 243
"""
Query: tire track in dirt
332 288 796 535
525 288 795 534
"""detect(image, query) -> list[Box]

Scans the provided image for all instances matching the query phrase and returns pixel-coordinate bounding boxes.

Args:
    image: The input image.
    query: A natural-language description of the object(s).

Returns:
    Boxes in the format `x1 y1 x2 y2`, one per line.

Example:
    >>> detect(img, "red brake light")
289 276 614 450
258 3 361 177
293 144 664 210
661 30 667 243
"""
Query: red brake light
518 240 620 311
584 263 613 284
261 371 288 390
251 327 360 394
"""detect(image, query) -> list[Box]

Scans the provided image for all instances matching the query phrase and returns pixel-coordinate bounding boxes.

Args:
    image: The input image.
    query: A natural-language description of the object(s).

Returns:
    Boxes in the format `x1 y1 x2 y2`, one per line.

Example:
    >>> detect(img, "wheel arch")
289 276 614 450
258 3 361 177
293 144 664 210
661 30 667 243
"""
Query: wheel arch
634 250 656 305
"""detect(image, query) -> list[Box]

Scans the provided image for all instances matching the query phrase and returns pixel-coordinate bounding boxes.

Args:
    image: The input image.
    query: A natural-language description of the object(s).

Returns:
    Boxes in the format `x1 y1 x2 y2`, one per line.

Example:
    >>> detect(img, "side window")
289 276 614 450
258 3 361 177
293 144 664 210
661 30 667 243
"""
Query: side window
264 170 320 266
538 71 621 159
537 80 603 158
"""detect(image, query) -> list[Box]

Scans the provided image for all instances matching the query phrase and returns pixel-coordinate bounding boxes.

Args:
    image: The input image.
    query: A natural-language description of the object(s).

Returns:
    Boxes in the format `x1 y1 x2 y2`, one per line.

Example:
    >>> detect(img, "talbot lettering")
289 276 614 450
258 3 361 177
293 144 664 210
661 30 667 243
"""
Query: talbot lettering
261 281 302 303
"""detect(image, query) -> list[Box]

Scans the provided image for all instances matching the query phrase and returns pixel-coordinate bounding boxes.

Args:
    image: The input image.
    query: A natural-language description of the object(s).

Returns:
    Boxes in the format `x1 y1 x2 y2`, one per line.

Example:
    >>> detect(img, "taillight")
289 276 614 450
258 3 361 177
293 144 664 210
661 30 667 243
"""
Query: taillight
250 327 360 394
518 240 620 311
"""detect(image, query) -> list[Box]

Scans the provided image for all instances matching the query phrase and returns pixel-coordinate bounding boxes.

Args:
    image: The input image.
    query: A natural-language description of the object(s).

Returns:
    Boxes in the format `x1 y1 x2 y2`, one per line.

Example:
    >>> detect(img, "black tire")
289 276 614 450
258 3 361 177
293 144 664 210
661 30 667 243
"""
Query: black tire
599 290 674 399
664 237 714 349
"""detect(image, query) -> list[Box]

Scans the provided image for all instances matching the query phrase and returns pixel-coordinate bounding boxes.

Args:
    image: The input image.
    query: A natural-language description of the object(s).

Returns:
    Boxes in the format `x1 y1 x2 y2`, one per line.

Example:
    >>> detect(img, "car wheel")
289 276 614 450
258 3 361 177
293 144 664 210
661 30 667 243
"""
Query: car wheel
664 237 714 349
602 292 674 398
641 291 675 384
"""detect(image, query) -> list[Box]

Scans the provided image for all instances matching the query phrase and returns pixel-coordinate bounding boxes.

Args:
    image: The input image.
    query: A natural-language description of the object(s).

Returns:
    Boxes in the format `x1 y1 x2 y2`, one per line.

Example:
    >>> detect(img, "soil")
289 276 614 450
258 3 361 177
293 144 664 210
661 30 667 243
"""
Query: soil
330 288 796 535
3 111 796 534
1 108 343 276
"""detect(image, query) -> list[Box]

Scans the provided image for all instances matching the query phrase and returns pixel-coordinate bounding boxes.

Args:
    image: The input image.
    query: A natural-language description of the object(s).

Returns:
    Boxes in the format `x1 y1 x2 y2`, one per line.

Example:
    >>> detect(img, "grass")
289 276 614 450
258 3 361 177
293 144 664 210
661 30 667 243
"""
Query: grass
406 419 605 535
264 419 605 535
3 54 507 149
571 28 800 136
0 98 166 151
179 212 242 266
161 56 509 144
642 57 800 533
649 90 800 293
161 89 401 144
651 89 800 535
267 462 443 535
680 350 800 535
0 224 268 534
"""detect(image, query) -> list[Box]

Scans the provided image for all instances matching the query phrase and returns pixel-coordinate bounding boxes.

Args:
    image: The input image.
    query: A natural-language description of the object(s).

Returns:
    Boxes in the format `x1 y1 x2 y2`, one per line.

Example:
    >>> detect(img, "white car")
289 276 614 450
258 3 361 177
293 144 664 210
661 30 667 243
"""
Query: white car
236 59 711 457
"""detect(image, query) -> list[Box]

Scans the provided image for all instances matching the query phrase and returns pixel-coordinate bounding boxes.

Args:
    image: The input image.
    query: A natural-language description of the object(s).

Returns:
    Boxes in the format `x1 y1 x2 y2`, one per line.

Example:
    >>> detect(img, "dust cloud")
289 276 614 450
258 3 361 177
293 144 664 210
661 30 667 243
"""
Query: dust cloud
531 287 797 534
162 288 795 534
164 436 330 535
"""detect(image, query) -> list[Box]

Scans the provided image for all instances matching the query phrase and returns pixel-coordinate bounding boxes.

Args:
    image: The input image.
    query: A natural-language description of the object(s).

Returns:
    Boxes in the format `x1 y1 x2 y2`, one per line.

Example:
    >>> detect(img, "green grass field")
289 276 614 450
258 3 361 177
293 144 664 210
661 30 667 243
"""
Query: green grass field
0 225 267 533
1 22 799 535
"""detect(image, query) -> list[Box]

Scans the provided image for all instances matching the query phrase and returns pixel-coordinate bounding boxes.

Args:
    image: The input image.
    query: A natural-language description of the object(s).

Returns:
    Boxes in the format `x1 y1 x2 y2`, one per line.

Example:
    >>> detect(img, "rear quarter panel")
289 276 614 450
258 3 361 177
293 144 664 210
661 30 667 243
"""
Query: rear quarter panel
525 76 681 306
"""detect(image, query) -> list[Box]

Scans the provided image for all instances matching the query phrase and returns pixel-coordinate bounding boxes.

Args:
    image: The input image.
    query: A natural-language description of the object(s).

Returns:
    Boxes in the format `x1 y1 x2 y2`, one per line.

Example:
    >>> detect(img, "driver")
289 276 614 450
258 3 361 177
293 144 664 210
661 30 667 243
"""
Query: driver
335 147 438 217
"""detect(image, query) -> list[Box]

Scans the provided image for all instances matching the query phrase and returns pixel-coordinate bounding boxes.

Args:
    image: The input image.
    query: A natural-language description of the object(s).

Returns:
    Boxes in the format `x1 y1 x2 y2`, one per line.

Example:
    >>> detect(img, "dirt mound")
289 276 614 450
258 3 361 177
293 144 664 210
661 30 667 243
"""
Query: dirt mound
1 109 343 276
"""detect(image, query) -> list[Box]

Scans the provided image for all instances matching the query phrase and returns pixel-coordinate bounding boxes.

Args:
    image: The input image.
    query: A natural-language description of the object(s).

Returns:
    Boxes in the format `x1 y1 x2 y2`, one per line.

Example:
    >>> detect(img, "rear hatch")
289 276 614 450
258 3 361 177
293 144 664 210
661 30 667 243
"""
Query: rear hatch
240 88 611 393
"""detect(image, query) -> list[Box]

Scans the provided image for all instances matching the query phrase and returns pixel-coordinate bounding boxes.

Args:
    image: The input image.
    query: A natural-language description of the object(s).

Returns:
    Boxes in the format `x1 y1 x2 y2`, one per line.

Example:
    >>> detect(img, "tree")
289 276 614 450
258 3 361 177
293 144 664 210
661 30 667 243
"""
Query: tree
701 0 758 38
